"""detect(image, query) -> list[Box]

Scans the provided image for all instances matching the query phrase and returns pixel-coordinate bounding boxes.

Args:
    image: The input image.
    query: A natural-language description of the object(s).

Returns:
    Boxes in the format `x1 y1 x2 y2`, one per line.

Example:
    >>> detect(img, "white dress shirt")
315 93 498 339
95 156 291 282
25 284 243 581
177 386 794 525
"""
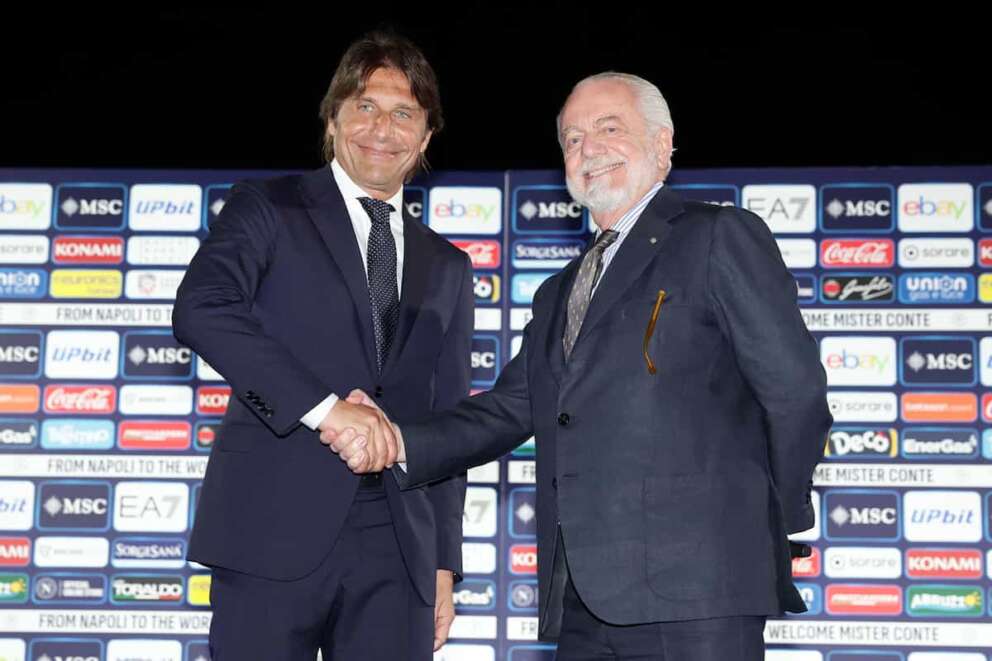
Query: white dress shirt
300 160 405 430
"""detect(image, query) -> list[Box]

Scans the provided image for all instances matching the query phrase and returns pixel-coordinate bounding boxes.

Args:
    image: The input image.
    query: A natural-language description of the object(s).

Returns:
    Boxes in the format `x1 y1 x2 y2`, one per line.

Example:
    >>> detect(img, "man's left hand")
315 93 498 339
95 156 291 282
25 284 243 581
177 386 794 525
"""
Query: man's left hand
434 569 455 651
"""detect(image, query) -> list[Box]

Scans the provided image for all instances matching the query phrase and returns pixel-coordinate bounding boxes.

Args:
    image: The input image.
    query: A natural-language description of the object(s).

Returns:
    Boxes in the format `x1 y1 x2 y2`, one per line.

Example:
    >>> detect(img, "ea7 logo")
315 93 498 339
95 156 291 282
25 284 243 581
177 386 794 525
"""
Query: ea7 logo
113 482 189 533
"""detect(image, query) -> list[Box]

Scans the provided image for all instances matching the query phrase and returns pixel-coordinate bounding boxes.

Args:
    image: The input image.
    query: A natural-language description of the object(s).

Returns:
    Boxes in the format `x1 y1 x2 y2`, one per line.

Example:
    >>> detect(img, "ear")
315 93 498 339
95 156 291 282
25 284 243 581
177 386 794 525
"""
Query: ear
654 127 674 170
326 119 337 140
419 128 433 154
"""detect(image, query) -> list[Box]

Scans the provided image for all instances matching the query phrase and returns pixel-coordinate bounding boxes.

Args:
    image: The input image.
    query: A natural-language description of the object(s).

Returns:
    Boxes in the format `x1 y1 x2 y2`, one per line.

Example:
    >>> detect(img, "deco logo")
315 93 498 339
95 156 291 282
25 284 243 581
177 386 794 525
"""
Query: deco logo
899 337 976 387
36 481 111 532
824 427 897 459
823 490 900 541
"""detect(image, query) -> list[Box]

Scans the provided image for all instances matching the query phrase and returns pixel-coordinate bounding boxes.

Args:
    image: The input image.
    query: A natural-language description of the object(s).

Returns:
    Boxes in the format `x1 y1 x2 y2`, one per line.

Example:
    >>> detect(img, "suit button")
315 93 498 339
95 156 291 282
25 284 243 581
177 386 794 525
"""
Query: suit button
552 477 558 490
374 386 384 398
557 413 570 426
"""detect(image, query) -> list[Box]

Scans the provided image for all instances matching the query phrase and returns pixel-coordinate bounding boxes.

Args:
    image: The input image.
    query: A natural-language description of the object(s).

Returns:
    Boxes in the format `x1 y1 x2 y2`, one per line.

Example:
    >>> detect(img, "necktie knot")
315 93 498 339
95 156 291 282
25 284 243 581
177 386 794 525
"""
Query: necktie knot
593 229 619 254
358 197 395 224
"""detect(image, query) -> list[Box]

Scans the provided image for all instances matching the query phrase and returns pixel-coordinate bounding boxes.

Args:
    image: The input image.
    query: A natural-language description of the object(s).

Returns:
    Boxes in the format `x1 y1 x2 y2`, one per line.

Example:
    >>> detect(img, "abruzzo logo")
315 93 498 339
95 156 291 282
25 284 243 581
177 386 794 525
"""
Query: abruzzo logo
906 585 983 616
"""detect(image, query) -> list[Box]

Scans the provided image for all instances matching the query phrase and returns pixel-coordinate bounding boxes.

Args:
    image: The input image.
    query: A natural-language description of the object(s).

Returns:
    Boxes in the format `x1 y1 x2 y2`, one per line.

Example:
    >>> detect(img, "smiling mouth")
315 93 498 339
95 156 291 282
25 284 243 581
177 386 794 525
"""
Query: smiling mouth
584 162 624 179
358 145 401 159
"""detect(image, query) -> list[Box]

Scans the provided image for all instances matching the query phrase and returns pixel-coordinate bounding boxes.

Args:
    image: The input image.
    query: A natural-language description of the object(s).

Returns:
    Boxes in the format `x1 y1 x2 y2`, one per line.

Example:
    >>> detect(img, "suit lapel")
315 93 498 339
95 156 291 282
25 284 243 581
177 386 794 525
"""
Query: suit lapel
380 212 437 376
572 187 685 349
299 166 378 376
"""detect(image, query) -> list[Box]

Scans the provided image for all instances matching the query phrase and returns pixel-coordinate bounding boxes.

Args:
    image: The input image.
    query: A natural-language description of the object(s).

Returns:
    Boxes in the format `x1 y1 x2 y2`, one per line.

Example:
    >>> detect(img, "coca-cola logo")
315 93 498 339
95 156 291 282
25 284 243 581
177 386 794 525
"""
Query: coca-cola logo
452 240 501 269
43 385 116 414
820 239 895 268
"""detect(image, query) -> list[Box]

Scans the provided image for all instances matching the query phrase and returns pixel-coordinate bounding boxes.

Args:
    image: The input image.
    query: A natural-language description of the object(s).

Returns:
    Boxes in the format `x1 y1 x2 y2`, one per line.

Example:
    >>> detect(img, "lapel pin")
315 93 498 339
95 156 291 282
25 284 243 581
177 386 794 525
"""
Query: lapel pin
649 237 657 244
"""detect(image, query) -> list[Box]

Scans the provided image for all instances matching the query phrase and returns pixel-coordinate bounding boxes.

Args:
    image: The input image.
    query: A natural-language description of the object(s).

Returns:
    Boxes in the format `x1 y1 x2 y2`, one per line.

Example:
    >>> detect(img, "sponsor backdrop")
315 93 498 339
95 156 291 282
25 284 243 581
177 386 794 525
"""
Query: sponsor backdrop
0 165 991 661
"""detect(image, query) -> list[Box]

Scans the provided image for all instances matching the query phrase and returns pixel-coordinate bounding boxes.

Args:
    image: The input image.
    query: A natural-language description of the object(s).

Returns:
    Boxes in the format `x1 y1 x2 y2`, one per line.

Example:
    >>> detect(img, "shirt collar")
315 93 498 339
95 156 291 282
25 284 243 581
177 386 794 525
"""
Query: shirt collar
594 181 665 240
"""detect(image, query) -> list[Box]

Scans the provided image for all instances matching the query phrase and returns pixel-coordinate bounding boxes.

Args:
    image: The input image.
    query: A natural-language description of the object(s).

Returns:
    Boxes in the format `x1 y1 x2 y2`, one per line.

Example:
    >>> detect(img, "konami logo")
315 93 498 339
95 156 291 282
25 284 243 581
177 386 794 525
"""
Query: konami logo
905 549 982 579
510 544 538 574
52 236 125 265
0 537 30 566
196 386 231 416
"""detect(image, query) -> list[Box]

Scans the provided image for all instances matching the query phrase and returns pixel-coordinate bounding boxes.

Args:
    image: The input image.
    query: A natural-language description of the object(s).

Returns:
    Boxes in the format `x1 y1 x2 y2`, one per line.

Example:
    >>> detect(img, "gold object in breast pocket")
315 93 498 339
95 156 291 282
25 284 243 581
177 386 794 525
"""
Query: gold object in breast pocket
643 289 666 375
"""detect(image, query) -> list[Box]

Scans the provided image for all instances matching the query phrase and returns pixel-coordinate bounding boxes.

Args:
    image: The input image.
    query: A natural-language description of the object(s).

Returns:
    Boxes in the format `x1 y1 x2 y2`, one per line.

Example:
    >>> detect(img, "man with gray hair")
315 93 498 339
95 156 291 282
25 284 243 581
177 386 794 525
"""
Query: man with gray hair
330 72 831 659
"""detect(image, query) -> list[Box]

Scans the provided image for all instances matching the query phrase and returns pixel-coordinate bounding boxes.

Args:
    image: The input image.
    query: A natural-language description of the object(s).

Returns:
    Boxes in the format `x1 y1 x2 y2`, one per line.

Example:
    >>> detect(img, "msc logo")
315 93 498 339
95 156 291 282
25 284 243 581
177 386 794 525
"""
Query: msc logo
899 337 976 387
27 638 103 661
819 184 894 233
820 274 894 304
670 184 738 207
110 574 184 604
403 186 426 222
901 428 979 460
512 186 586 234
824 427 897 459
0 267 47 299
509 488 537 538
121 331 194 380
36 481 111 532
452 579 496 610
906 585 983 617
823 490 899 541
471 336 499 386
55 183 127 230
510 544 538 574
0 330 43 379
898 272 975 304
473 274 500 304
203 183 233 229
512 239 584 269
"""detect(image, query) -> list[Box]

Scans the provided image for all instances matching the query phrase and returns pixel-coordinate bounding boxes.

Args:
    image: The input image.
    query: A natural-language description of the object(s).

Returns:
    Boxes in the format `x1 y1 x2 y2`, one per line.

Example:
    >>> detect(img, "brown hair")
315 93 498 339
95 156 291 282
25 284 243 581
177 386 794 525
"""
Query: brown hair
319 31 443 178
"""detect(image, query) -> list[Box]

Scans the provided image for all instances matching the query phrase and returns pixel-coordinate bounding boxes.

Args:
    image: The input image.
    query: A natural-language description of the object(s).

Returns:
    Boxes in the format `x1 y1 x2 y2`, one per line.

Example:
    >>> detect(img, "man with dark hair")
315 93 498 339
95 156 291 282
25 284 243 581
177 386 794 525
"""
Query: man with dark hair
173 30 472 660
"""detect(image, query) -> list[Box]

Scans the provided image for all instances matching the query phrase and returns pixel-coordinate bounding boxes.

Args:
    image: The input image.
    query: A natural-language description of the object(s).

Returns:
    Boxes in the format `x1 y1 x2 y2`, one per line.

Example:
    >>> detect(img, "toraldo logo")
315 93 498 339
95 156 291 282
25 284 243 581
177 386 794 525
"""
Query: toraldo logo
823 427 897 459
825 584 902 615
510 544 538 574
110 574 184 604
905 549 982 579
428 187 502 235
823 490 899 541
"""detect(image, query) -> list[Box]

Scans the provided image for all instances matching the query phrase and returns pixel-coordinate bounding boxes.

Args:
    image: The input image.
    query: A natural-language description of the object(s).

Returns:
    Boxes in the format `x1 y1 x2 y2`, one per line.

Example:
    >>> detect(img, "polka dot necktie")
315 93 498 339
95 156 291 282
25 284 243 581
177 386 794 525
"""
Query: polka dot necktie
359 197 399 373
562 229 619 359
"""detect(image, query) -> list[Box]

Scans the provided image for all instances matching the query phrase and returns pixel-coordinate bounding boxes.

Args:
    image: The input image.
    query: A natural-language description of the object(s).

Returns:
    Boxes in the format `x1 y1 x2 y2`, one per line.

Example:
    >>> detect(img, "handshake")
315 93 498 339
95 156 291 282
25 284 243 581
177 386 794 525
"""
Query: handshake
317 390 406 473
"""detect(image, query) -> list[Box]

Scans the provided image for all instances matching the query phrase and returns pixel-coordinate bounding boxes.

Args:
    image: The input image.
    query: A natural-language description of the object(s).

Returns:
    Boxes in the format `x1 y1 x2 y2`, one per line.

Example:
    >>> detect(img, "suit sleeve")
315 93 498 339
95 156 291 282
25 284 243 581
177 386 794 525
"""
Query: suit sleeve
707 207 832 534
398 290 540 490
426 253 473 580
172 183 332 436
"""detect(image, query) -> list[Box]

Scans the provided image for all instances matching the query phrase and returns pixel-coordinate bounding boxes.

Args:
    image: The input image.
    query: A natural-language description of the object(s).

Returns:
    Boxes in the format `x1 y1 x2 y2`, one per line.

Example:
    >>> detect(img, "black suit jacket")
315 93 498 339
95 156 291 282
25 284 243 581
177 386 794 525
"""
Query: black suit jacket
172 165 473 604
399 187 831 631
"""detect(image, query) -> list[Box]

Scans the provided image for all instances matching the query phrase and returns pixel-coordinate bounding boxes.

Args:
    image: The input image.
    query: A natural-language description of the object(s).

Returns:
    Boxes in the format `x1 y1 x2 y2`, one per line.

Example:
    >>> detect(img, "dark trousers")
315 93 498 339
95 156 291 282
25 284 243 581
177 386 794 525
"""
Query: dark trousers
555 576 766 661
208 483 434 661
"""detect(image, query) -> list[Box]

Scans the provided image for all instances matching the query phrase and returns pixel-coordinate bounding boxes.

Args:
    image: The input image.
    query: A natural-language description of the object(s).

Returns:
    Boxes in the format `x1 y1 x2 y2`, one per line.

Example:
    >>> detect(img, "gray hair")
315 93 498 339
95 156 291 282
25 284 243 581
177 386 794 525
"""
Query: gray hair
556 72 675 146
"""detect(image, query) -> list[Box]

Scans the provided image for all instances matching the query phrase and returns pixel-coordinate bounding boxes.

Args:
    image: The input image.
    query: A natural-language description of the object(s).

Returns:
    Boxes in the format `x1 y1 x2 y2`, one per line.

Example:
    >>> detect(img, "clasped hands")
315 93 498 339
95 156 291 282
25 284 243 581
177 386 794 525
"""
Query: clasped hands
317 390 405 472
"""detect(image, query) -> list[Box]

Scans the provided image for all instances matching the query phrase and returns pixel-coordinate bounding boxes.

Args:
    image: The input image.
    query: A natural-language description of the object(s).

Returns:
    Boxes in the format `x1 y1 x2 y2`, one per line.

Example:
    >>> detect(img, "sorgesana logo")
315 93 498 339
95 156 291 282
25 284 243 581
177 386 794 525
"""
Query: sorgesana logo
111 537 186 569
0 330 42 379
36 481 111 532
824 490 900 541
900 337 976 387
55 183 127 230
899 272 975 304
901 428 979 460
512 239 584 269
824 427 897 459
820 274 894 304
0 268 47 299
121 331 194 380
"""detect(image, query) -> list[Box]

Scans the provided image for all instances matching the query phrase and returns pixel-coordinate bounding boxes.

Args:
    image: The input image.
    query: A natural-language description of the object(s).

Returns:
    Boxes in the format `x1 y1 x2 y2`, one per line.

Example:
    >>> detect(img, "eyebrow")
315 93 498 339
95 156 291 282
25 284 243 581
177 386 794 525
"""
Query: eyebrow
560 114 625 137
358 96 420 112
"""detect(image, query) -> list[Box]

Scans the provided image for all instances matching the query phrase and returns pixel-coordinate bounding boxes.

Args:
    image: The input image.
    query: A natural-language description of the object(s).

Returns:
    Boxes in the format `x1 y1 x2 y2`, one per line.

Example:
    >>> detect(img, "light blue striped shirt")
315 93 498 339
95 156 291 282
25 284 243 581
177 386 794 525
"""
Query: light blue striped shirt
591 181 665 294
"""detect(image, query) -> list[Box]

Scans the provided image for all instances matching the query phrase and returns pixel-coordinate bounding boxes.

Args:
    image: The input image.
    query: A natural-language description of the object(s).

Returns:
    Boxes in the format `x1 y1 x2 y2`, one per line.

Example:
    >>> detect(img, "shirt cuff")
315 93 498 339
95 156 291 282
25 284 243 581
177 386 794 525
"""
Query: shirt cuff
396 462 407 472
300 393 339 430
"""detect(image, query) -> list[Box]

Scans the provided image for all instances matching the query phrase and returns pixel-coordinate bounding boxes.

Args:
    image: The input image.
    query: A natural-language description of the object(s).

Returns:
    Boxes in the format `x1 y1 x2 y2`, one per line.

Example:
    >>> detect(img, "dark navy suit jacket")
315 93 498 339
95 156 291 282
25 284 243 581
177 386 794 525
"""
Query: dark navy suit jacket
399 187 831 632
172 165 473 604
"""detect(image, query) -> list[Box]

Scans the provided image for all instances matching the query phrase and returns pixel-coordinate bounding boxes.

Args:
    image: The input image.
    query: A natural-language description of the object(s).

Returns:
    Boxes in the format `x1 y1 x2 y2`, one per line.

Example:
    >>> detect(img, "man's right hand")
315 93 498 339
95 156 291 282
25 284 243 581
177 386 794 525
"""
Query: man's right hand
321 390 406 472
317 399 397 472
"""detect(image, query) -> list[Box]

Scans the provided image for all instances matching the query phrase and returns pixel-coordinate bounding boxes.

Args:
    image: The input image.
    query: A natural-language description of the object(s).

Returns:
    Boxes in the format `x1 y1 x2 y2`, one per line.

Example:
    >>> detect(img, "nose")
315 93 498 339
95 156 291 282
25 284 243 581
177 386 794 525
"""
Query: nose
581 133 607 158
371 111 393 139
